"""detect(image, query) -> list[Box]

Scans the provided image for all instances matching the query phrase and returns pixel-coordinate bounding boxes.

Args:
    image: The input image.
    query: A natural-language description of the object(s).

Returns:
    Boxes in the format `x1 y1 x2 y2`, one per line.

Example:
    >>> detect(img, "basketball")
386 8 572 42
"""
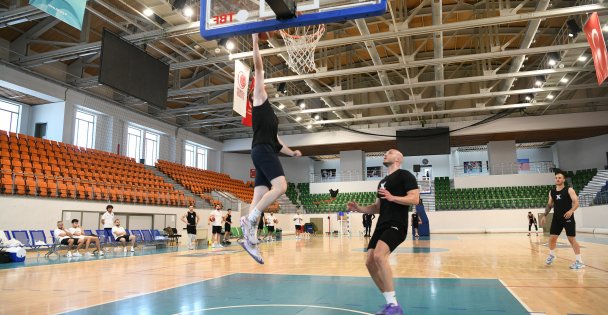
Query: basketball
210 216 215 222
274 219 278 224
258 31 276 41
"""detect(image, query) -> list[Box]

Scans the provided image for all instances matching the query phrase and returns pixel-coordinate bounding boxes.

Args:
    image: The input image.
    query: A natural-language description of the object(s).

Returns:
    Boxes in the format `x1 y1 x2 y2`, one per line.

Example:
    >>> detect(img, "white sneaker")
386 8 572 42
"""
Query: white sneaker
218 244 224 248
73 252 82 257
211 244 216 248
66 251 72 257
239 239 264 264
130 247 135 252
98 251 104 256
123 247 127 253
85 252 93 256
240 216 259 245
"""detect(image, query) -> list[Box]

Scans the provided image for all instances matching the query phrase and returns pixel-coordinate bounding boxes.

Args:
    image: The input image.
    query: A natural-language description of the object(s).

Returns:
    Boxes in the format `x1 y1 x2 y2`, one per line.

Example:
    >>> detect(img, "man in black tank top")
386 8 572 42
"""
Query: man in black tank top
181 206 199 250
527 211 538 236
239 33 303 264
540 171 583 269
223 209 232 245
347 149 419 315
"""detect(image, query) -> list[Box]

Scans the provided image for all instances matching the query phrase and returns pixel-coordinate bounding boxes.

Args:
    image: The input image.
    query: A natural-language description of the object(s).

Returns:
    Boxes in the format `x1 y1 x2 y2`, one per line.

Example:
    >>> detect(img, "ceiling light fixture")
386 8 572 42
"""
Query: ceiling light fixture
183 6 194 17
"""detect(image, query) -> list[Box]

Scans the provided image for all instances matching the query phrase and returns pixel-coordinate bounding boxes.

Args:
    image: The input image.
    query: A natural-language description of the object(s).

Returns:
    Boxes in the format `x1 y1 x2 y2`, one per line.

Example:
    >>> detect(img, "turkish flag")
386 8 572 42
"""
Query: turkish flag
584 13 608 85
241 77 254 127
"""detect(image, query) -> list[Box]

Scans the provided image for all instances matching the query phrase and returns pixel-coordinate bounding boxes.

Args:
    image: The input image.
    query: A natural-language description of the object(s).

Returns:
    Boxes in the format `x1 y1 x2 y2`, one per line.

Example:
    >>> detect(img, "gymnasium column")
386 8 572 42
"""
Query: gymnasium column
340 150 365 181
487 140 517 174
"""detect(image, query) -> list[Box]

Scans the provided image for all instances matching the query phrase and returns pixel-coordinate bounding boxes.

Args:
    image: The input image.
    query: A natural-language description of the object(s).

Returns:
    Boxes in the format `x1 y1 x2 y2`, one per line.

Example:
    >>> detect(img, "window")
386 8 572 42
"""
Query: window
127 126 142 161
184 142 207 169
0 101 20 133
184 144 195 167
127 125 160 166
144 132 159 166
196 147 207 169
74 111 95 148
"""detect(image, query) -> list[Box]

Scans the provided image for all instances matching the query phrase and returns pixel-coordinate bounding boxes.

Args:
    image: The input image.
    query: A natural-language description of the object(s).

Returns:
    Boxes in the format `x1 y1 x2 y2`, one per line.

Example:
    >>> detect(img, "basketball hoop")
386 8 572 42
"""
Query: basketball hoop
279 24 325 74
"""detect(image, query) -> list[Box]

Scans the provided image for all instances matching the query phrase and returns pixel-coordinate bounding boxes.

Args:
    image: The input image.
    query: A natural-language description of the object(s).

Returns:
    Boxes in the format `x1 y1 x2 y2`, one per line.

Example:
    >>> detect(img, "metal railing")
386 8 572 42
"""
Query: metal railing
0 170 192 207
310 169 389 182
579 192 608 207
453 161 555 177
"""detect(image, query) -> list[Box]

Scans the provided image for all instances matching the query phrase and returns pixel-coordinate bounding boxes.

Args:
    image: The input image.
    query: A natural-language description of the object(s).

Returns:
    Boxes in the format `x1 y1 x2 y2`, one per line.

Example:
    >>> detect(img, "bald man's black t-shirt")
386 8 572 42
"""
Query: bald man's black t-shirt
376 169 419 230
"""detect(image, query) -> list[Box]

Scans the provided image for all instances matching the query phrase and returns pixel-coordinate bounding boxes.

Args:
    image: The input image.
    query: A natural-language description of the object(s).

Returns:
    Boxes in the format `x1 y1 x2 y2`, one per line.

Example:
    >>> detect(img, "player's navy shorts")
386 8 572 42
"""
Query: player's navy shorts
251 144 285 188
368 224 408 252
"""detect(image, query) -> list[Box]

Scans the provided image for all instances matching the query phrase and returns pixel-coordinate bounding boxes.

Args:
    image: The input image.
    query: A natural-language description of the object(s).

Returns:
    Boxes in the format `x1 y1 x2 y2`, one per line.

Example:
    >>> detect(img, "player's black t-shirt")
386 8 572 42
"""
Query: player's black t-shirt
528 213 535 224
412 213 419 227
225 214 232 225
252 99 282 153
376 169 419 229
551 187 574 219
187 211 196 225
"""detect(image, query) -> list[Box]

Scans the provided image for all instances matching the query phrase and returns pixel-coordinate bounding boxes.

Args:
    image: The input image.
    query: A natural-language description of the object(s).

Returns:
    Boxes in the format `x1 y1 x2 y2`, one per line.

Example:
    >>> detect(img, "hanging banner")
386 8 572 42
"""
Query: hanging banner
241 77 254 127
29 0 87 30
584 12 608 85
233 60 250 117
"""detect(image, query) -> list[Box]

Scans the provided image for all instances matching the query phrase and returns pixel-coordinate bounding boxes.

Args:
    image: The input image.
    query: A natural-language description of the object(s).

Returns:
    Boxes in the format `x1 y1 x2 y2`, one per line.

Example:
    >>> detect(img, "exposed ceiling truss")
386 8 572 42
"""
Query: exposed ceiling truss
0 0 607 142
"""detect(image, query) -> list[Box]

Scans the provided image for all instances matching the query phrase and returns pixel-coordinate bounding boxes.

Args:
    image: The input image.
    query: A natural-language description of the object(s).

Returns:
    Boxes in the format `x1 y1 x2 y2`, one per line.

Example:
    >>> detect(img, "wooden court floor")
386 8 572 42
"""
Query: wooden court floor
1 233 607 314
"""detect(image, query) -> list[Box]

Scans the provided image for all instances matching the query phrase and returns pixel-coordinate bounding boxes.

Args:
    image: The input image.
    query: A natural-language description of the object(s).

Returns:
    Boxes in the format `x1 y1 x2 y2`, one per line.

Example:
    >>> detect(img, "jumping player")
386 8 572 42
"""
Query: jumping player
348 149 420 315
239 33 302 264
541 171 583 269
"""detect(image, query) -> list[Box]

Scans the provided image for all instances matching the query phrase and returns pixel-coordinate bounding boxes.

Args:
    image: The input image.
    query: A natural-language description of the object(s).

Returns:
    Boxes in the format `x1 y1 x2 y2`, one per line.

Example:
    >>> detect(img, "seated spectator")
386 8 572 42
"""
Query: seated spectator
111 219 136 252
54 221 84 257
68 219 103 256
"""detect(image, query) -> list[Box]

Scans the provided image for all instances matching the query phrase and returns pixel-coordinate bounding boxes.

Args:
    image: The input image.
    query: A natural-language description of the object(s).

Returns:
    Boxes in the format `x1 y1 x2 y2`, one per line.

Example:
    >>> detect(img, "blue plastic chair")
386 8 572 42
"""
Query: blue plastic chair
84 229 93 236
141 230 154 245
131 230 143 242
11 230 31 247
29 230 51 254
3 231 10 240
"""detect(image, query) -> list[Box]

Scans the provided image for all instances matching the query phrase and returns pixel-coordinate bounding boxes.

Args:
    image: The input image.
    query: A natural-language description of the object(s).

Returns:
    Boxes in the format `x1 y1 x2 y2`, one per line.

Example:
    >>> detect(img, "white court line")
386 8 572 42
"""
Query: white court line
173 304 374 315
59 273 235 314
498 279 540 314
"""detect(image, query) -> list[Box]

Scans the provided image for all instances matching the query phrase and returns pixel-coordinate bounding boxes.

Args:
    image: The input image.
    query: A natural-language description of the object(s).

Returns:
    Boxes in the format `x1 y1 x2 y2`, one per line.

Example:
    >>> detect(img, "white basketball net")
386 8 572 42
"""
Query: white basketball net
279 24 325 74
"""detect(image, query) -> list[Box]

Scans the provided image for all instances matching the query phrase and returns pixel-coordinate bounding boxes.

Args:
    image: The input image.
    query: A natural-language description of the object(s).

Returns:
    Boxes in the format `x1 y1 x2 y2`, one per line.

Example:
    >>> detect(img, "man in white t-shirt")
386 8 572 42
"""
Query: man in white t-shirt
53 221 81 257
209 205 224 248
293 211 304 240
111 218 136 252
69 219 103 256
265 213 278 241
101 205 115 235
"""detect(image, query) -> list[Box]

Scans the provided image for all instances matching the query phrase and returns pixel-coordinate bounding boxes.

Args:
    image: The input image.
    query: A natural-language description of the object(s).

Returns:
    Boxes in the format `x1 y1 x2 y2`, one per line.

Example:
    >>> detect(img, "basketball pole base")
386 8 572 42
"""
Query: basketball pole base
265 0 297 20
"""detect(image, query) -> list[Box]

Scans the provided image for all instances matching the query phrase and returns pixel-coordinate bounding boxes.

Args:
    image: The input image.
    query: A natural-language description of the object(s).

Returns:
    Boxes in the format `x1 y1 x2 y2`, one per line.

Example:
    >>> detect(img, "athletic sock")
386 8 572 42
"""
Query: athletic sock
248 208 261 224
576 254 582 262
549 250 556 256
383 291 398 305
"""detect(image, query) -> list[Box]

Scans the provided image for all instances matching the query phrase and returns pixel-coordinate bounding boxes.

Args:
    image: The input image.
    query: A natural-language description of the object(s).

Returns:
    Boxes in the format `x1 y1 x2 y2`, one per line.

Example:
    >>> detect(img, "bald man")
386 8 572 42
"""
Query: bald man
348 149 420 315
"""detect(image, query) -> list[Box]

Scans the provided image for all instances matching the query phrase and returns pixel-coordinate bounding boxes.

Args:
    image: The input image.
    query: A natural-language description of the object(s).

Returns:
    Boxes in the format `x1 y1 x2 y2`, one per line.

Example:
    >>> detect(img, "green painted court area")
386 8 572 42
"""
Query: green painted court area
62 273 529 315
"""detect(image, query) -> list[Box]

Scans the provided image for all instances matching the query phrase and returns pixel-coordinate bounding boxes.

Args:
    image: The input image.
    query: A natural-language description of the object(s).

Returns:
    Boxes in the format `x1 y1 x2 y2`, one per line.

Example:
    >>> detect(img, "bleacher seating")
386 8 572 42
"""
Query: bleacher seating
289 183 376 213
568 169 597 193
0 131 193 206
156 160 279 211
594 181 608 205
435 177 551 210
434 170 597 210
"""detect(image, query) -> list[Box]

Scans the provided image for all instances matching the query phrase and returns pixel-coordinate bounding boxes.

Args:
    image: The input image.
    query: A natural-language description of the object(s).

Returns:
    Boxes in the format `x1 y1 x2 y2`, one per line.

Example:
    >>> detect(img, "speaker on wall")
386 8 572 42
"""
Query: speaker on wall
413 164 421 172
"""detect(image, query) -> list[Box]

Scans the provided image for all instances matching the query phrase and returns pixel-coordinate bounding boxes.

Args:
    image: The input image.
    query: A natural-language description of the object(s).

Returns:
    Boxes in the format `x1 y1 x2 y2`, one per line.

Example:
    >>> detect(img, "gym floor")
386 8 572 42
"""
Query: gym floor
1 233 607 314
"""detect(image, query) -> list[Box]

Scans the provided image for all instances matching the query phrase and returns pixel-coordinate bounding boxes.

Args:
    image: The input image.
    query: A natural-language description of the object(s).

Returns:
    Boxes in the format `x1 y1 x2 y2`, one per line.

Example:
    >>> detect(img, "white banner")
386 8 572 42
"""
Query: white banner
233 60 250 117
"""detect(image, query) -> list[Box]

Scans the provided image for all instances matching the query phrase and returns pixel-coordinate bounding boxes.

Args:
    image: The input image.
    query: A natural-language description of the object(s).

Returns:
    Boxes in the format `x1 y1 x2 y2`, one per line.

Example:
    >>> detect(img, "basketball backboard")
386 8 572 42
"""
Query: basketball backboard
200 0 387 40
